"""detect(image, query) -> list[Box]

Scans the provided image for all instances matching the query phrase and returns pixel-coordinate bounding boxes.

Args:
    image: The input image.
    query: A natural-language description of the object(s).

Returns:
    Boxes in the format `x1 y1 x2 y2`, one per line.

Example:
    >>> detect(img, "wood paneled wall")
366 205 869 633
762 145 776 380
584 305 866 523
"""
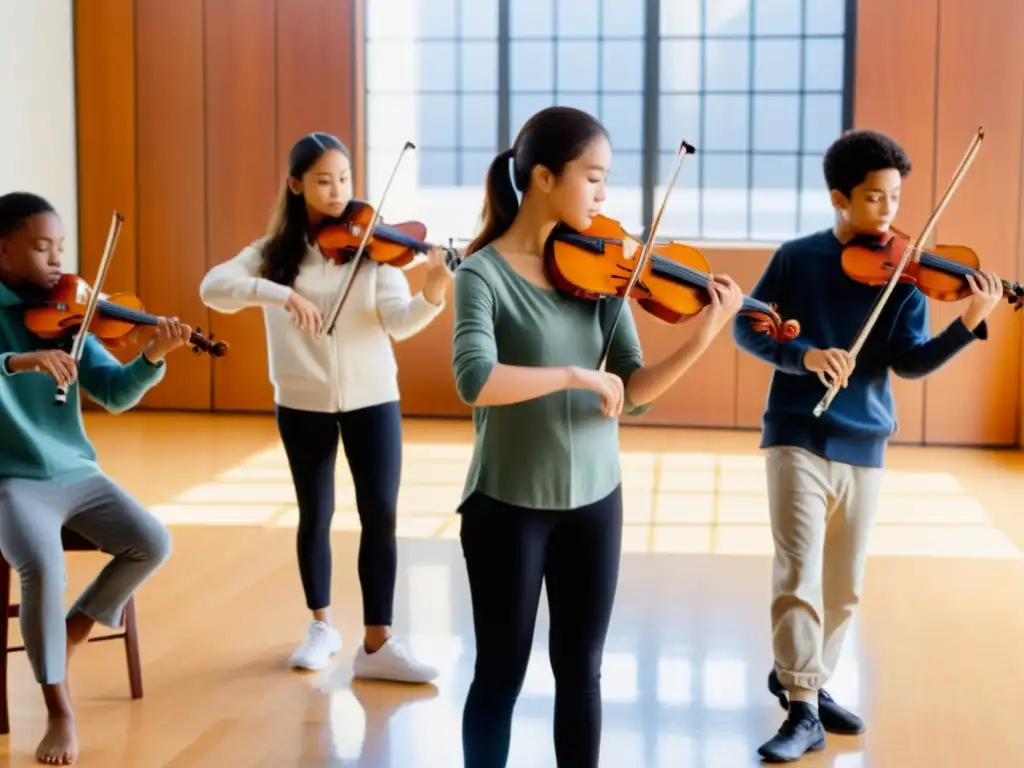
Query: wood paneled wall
853 0 1024 446
74 0 1024 446
73 0 362 412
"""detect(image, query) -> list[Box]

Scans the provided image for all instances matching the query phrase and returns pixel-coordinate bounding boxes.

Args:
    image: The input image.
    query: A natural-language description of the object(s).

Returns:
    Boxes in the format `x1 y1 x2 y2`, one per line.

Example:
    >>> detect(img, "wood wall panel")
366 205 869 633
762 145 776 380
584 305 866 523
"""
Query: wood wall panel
73 0 139 412
924 0 1024 445
732 248 779 428
73 0 364 414
1020 105 1024 446
134 0 211 409
392 266 466 417
850 0 940 444
74 0 137 294
620 248 753 429
275 0 359 171
625 299 737 429
203 0 278 412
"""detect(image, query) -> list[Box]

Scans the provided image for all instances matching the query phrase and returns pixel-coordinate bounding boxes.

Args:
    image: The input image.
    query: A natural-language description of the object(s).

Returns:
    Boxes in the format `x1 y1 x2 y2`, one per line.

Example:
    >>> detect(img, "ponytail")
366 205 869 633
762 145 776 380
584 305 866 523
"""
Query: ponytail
465 107 609 256
466 147 519 255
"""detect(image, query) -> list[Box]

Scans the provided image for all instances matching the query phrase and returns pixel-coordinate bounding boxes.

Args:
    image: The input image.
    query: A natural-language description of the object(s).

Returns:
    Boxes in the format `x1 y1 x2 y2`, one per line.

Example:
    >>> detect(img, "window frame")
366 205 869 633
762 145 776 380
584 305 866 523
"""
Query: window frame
362 0 857 244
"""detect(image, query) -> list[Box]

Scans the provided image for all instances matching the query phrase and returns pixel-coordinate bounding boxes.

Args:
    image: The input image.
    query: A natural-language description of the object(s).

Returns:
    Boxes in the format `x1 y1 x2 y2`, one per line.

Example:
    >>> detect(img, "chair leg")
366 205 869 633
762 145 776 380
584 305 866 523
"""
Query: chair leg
122 597 142 699
0 562 11 735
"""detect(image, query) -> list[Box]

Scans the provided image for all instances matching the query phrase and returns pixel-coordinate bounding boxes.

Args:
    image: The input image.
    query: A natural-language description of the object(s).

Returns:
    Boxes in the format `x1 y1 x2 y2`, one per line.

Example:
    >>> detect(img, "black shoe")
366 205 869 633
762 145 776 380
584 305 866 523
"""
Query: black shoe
757 702 827 763
767 669 865 735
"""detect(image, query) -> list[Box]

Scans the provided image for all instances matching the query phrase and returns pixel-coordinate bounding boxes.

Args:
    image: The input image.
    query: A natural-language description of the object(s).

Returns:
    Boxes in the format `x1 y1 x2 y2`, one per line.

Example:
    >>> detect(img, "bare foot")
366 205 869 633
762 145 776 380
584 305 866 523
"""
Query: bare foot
35 716 78 765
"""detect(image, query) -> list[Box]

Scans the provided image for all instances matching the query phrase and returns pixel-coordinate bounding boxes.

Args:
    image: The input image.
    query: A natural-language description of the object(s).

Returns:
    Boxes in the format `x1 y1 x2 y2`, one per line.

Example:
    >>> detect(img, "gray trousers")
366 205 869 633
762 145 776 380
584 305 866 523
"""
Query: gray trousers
0 473 172 684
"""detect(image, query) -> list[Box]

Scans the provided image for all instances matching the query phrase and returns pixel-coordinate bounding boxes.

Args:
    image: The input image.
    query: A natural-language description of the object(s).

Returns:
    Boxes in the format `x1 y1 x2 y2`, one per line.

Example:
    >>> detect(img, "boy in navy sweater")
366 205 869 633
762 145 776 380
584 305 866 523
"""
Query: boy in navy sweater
733 129 1004 763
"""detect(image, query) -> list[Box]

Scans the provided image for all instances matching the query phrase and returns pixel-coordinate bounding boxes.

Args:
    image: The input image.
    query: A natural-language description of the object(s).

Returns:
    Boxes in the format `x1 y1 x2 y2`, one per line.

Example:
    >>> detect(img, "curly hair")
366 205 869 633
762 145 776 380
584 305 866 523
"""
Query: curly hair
822 129 912 199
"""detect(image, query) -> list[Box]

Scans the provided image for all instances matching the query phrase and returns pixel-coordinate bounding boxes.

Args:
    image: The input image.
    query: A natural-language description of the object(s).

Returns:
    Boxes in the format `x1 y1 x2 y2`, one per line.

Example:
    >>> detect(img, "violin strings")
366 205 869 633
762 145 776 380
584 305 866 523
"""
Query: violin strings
648 256 771 314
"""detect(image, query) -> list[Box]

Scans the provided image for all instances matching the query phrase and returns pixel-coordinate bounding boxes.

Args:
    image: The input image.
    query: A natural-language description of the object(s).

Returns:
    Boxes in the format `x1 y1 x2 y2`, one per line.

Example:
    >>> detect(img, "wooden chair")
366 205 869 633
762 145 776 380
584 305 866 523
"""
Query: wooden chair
0 528 143 735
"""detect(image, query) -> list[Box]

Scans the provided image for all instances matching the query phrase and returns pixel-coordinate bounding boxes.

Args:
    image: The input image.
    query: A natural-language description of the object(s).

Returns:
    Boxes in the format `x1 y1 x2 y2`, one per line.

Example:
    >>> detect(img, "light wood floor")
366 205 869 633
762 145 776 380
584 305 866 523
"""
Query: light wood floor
2 412 1024 767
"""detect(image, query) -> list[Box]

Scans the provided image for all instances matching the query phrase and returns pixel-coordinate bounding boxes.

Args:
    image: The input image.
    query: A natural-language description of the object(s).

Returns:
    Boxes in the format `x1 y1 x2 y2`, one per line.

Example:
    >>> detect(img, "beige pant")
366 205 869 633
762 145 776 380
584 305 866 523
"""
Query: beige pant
764 445 883 703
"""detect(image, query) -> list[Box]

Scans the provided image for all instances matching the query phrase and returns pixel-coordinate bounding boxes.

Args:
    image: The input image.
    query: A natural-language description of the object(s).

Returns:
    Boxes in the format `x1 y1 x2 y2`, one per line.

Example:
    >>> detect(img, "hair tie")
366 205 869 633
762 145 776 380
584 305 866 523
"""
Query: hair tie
506 148 522 202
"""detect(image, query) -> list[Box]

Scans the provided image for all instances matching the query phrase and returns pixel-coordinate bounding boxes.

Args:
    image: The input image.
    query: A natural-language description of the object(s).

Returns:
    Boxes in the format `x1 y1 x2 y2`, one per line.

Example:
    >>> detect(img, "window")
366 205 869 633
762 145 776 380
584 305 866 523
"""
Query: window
364 0 853 245
657 0 850 241
365 0 500 242
509 0 646 232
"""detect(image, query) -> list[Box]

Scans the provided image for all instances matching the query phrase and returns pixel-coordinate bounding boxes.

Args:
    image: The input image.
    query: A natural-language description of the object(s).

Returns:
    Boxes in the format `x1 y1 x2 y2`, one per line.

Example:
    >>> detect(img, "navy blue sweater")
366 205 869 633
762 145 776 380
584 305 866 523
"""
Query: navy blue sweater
733 229 986 467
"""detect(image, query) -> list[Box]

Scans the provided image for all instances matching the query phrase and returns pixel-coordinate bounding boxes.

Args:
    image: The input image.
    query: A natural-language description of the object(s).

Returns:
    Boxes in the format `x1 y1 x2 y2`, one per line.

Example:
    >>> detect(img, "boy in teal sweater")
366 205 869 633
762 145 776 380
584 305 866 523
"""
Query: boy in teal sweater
0 192 190 765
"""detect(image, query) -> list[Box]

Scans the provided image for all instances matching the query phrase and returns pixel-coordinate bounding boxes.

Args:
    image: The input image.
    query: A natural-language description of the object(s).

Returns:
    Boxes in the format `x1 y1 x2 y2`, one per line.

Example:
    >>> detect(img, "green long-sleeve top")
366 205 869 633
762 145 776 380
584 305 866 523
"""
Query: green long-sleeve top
451 244 651 511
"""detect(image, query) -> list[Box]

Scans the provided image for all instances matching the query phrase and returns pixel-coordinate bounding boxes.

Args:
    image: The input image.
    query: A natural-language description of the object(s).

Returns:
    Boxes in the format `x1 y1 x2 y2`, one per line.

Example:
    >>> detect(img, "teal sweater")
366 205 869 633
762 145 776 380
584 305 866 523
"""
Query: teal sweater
0 282 166 482
451 244 650 511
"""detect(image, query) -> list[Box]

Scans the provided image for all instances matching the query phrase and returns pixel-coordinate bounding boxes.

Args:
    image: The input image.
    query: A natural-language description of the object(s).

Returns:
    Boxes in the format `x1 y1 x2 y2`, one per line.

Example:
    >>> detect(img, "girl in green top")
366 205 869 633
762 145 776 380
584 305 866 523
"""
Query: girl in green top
451 106 744 767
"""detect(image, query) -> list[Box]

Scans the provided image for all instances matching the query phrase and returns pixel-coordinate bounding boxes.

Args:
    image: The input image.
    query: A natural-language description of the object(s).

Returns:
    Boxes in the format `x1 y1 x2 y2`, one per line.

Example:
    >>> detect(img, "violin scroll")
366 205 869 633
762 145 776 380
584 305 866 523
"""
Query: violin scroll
189 327 229 357
1004 282 1024 311
745 304 801 342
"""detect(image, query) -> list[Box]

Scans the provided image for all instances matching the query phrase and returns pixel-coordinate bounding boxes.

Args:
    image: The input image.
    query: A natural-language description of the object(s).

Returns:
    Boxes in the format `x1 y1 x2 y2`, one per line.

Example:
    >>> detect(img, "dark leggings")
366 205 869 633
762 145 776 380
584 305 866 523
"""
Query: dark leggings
459 486 623 768
275 401 402 626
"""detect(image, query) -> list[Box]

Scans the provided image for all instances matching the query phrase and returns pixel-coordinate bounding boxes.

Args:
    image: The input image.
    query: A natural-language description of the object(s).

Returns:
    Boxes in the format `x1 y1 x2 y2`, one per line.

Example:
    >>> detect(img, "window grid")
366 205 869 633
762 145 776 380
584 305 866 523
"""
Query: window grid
507 1 646 140
372 32 849 42
387 89 844 97
363 0 854 243
454 1 464 184
364 0 500 187
796 0 810 234
504 0 648 229
695 0 707 233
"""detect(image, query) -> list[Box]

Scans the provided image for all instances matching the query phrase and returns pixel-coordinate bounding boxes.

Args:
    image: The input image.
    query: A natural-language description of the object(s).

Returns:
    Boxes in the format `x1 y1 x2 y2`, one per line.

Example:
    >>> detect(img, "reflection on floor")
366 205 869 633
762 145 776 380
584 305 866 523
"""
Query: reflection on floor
146 415 1021 561
0 412 1021 767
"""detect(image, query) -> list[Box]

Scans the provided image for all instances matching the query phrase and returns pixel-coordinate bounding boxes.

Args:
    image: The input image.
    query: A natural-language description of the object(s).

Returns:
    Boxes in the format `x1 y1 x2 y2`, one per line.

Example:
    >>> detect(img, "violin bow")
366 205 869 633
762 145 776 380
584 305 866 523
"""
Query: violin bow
598 139 696 367
812 126 985 418
323 141 416 337
54 211 125 406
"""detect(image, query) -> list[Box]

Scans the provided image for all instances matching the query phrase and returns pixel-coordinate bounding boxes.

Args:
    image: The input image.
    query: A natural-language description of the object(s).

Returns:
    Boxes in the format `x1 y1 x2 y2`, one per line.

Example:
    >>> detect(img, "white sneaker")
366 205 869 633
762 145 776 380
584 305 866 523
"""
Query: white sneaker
352 637 439 684
290 620 342 670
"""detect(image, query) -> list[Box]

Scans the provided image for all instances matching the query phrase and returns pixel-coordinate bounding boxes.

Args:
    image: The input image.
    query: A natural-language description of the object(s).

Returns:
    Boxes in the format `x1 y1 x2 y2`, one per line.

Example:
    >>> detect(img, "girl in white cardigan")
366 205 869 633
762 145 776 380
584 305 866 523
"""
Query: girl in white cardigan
199 132 451 683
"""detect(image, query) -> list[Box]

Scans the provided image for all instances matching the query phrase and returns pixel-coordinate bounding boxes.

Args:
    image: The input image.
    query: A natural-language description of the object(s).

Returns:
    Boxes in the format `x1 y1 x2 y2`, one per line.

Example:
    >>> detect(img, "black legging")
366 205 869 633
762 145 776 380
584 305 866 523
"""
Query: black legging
275 401 402 626
459 486 623 768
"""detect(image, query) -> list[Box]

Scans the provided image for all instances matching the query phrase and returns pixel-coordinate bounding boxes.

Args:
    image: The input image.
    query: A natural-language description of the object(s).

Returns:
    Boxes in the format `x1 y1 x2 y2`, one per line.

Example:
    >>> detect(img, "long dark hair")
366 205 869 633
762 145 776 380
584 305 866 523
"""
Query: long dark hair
261 132 349 286
466 106 608 255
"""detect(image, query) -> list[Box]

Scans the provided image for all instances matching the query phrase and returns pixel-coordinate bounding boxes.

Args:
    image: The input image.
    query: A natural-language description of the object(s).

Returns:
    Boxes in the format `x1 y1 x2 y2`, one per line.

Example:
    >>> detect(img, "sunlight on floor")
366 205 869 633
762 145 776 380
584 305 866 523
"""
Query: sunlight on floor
146 440 1022 560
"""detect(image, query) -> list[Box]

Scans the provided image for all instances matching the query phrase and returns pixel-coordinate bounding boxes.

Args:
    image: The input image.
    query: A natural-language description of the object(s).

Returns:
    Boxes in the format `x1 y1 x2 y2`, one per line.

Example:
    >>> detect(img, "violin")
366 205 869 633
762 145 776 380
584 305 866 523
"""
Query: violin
841 225 1024 311
23 273 228 358
315 200 461 272
545 213 801 342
